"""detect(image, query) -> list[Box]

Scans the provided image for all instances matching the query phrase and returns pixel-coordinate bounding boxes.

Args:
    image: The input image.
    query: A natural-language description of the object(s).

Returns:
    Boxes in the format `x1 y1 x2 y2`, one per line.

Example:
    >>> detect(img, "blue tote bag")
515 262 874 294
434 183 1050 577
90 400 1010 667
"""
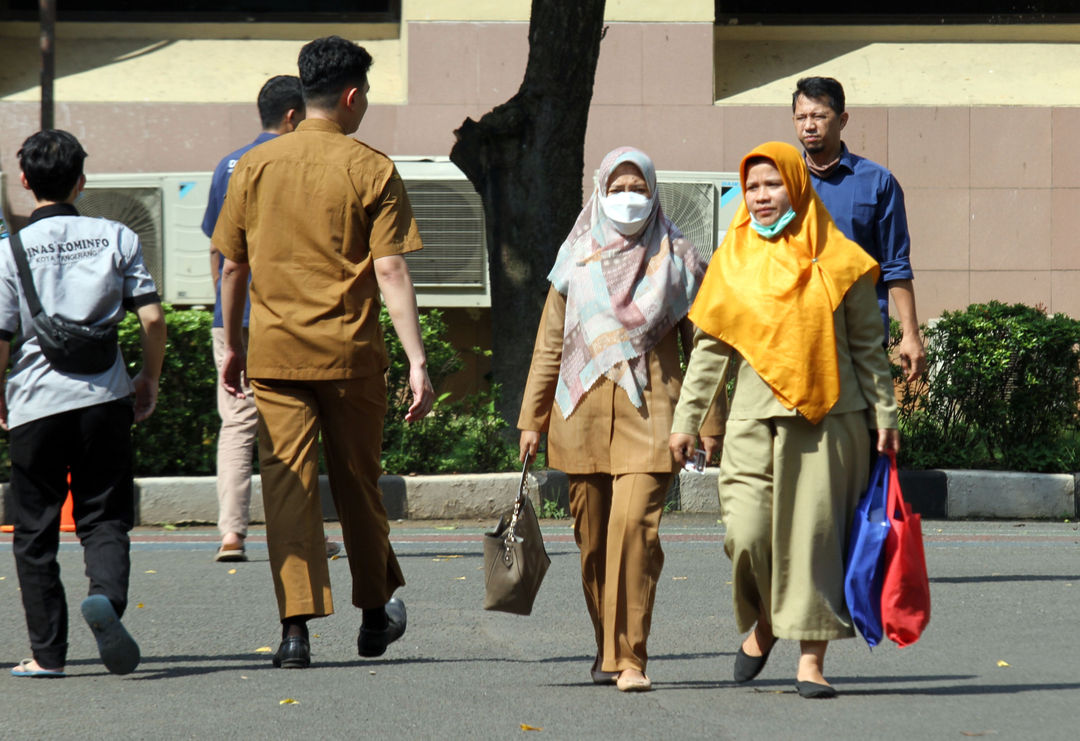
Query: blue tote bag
843 453 892 648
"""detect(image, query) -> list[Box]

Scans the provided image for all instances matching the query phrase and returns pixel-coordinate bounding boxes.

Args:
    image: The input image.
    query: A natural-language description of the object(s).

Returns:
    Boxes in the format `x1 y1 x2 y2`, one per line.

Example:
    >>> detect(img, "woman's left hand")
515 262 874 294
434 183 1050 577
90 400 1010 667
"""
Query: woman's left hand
877 428 900 454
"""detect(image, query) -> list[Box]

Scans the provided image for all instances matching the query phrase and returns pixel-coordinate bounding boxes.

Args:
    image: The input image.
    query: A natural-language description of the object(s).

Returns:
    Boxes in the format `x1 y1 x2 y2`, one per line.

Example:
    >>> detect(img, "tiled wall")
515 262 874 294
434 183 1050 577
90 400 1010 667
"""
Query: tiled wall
2 20 1077 323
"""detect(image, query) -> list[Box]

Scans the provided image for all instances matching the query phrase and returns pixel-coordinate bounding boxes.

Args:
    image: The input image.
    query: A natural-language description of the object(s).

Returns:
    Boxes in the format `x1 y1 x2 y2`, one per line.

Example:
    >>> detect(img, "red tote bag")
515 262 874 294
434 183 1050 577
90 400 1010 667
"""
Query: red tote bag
880 450 931 647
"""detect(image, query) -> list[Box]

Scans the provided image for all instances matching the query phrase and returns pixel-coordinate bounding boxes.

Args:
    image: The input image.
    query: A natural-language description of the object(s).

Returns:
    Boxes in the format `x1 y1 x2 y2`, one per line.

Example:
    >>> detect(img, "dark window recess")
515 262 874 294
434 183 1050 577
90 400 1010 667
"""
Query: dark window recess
716 1 1080 24
0 0 397 22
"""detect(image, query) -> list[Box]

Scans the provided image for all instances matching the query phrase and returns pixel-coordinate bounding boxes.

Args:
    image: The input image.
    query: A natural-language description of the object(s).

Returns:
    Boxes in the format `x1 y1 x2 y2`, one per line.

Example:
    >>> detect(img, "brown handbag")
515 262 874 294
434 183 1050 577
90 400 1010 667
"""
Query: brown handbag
482 454 551 615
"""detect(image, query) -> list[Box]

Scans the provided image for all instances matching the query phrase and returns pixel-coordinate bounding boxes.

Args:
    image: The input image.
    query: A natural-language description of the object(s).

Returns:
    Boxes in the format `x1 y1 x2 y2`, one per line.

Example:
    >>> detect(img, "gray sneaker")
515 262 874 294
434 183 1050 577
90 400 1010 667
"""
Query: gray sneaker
81 595 140 675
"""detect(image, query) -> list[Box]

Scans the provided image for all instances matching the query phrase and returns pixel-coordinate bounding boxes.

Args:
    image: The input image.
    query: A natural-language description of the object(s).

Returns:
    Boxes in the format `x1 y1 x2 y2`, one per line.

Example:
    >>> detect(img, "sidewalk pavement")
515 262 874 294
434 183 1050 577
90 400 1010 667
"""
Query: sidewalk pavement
3 468 1077 527
3 518 1080 740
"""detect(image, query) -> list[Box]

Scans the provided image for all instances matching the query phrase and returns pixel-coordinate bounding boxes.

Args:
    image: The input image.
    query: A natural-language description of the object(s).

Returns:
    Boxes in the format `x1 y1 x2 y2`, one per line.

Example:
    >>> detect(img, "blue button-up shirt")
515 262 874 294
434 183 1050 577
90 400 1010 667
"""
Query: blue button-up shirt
203 132 278 328
808 143 913 338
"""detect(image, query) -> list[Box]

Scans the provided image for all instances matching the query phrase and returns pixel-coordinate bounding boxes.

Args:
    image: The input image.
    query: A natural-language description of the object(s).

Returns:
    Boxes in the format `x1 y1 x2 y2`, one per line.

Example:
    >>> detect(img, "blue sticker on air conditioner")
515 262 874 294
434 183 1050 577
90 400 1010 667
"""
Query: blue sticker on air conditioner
720 184 741 208
178 182 196 199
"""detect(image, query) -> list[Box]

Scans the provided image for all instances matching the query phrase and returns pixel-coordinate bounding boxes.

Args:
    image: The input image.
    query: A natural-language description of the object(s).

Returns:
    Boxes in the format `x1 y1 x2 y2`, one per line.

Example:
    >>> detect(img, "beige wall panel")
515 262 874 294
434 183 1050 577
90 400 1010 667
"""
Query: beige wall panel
909 270 971 318
0 34 404 105
1050 271 1080 320
640 105 726 172
407 23 482 106
585 105 647 171
840 107 889 170
406 22 528 107
714 28 1080 106
888 107 970 189
474 23 530 106
1051 189 1080 270
389 104 484 156
593 25 646 106
971 107 1052 189
719 106 793 172
641 24 714 106
1051 108 1080 188
970 270 1051 309
406 0 714 23
905 188 970 272
970 189 1051 271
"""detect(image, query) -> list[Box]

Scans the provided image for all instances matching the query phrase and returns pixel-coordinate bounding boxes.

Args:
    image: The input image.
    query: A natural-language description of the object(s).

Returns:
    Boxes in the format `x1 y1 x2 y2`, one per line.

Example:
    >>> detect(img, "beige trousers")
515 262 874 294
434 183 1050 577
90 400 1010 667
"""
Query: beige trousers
252 375 405 620
569 472 671 673
719 412 870 641
212 327 258 537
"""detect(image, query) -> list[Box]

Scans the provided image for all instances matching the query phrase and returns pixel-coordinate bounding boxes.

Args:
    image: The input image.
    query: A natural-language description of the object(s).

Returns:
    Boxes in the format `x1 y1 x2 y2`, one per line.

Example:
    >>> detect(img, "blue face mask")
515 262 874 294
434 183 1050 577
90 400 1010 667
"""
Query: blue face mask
749 208 796 239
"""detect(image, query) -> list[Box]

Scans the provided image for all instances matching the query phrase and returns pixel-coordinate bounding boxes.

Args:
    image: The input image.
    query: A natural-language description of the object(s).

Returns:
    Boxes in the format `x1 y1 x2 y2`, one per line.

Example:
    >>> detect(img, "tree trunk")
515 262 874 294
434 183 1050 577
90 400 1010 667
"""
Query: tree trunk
451 0 606 427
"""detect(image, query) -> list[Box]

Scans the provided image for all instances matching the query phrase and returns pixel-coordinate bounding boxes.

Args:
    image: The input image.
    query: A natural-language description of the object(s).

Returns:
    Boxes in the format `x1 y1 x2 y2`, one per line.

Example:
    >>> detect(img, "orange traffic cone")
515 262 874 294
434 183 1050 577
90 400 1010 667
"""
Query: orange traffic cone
1 473 74 533
60 486 76 532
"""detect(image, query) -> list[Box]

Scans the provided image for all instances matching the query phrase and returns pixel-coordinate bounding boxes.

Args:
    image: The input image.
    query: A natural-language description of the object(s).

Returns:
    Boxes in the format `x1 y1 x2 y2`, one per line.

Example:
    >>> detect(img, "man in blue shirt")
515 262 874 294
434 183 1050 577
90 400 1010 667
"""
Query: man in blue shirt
203 75 312 561
792 76 926 381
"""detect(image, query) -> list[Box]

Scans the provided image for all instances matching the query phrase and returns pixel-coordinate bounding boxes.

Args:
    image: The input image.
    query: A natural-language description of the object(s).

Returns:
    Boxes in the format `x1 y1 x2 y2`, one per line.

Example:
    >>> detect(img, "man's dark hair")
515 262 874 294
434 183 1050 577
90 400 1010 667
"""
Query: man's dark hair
17 129 88 202
258 75 304 129
793 77 846 115
298 36 373 109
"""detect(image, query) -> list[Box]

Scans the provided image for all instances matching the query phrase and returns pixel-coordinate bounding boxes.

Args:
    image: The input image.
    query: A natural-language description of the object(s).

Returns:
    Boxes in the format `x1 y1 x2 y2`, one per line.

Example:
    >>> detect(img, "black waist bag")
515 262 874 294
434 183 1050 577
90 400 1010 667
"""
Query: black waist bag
32 311 119 374
11 230 119 375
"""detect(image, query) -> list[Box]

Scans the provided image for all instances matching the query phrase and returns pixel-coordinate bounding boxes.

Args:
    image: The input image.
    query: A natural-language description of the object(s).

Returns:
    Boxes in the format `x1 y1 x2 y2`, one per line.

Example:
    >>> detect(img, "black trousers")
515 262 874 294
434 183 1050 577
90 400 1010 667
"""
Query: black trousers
10 399 135 668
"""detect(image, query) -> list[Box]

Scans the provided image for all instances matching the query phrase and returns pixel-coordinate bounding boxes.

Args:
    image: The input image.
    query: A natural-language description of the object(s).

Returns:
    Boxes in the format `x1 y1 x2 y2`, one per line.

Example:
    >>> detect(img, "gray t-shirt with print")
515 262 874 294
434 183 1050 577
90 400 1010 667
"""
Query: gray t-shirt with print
0 205 160 428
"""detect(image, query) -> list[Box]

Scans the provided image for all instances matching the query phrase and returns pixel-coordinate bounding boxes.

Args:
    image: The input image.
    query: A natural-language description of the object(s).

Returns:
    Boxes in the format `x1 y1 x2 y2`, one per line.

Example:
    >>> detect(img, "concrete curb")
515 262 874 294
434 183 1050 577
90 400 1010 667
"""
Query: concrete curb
1 468 1076 526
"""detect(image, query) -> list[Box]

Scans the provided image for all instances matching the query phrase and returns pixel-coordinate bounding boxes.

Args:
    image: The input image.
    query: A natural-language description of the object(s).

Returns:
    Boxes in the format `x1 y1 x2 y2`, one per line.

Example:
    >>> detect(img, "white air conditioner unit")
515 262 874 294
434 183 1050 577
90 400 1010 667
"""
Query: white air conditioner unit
654 171 741 263
80 161 491 309
79 172 213 305
393 158 489 308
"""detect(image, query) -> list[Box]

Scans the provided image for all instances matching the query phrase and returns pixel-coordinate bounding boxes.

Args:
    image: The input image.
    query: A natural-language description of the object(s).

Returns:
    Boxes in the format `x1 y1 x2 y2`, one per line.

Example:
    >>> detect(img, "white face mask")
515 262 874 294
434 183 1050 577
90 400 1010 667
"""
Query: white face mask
600 191 653 236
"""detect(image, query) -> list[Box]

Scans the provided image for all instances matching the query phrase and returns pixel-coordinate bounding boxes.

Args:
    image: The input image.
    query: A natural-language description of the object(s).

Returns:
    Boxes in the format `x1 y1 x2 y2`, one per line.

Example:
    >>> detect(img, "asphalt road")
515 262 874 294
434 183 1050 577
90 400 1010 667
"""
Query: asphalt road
3 514 1079 740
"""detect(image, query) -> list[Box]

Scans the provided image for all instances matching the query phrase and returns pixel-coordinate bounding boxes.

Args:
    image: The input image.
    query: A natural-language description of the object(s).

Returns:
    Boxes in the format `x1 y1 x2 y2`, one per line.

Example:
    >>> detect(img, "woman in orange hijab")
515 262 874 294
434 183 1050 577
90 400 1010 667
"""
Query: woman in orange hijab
669 142 899 698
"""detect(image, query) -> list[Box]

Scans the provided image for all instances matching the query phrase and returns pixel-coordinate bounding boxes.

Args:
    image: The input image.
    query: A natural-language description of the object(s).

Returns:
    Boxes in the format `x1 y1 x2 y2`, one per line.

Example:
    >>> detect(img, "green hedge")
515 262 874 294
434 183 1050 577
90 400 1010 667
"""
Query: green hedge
0 305 518 481
891 301 1080 472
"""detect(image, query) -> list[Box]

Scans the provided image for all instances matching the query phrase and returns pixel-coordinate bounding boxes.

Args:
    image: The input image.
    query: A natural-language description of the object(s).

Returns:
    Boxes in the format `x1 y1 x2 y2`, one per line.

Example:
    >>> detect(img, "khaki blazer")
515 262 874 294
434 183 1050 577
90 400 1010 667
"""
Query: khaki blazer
672 273 898 434
519 287 724 475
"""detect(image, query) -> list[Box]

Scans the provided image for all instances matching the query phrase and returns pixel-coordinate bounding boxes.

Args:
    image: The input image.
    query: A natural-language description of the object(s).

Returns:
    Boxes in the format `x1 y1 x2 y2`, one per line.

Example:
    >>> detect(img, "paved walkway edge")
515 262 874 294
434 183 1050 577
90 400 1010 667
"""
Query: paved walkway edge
1 469 1075 525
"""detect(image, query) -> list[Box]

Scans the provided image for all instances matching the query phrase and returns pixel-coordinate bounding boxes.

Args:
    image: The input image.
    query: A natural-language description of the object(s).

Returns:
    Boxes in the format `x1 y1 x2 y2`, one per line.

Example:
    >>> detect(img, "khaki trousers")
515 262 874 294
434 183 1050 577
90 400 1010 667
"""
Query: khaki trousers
569 472 670 673
212 327 258 537
251 376 405 620
719 412 870 641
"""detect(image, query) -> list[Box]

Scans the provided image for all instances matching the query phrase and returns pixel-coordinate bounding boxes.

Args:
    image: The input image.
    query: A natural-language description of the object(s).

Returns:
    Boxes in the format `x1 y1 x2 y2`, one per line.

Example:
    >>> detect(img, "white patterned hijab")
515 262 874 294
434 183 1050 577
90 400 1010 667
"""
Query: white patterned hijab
548 146 705 418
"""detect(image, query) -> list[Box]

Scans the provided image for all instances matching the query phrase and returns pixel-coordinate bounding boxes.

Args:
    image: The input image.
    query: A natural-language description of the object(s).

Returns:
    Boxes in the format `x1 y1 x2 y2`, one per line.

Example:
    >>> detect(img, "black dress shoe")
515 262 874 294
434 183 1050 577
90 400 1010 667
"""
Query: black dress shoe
273 635 311 669
795 680 838 699
358 597 407 657
733 639 775 683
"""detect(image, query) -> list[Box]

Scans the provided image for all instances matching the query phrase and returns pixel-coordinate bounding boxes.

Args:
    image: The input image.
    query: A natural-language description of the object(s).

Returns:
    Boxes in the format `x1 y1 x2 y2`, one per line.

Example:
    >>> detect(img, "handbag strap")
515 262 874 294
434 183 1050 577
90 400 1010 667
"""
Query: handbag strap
504 453 532 547
8 230 45 318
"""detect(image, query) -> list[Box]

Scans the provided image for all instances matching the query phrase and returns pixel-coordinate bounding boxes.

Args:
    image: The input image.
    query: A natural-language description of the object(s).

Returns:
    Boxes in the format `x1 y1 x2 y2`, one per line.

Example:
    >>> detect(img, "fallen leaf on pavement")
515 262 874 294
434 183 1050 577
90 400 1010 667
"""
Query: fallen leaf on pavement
228 569 237 575
145 570 156 574
520 724 542 732
279 699 298 705
136 603 144 608
996 660 1010 667
255 646 273 654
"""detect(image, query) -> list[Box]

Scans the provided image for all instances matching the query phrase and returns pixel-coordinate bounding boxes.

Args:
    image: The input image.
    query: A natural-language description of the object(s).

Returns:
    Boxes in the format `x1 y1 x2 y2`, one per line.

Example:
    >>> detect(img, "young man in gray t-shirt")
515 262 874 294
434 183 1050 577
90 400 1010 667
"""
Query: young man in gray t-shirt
0 130 166 678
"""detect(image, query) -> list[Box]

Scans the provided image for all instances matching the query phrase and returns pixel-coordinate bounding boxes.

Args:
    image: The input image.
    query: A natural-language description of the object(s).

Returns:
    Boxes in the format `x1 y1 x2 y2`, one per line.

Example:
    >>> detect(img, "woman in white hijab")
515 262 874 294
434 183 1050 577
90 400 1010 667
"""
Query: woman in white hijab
517 146 722 692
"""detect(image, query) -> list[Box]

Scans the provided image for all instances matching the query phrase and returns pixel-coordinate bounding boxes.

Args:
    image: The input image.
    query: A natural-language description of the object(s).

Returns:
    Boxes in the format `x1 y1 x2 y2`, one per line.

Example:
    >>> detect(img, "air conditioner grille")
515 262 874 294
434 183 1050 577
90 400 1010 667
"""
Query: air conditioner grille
656 181 717 264
403 180 486 287
77 187 164 291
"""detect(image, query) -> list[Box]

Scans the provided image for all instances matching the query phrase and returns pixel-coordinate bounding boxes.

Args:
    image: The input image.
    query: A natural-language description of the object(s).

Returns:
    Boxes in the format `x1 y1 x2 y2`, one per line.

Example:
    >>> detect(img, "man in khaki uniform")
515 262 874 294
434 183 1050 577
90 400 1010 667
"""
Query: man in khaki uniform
213 36 434 669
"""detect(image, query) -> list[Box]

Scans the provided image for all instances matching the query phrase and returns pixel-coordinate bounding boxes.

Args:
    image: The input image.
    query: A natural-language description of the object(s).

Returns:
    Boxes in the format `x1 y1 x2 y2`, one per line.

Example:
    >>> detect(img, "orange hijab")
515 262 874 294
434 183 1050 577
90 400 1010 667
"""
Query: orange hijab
688 141 879 424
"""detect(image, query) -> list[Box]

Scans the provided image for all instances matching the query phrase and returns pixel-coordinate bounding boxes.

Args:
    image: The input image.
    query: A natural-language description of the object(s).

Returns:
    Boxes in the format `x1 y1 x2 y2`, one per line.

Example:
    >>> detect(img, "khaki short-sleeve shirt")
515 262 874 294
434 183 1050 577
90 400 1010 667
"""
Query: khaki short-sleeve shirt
212 118 422 380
